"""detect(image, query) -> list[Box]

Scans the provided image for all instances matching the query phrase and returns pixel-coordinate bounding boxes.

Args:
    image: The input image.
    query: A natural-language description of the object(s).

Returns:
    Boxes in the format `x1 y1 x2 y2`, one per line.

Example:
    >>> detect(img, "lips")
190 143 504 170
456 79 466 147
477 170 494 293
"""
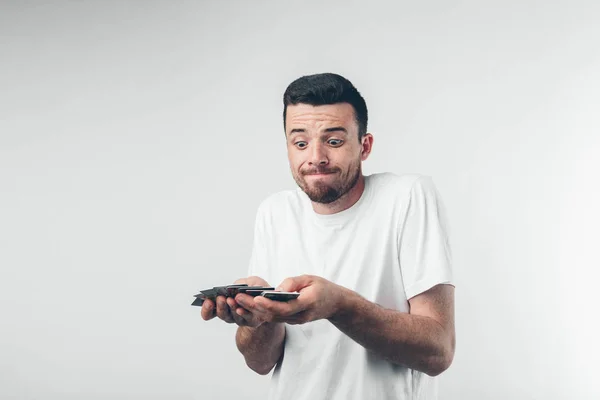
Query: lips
303 170 338 176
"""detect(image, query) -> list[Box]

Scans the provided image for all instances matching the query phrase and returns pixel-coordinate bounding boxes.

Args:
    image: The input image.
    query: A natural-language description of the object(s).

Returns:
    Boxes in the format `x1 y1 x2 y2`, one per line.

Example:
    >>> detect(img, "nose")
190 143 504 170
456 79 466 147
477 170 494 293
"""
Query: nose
308 142 328 166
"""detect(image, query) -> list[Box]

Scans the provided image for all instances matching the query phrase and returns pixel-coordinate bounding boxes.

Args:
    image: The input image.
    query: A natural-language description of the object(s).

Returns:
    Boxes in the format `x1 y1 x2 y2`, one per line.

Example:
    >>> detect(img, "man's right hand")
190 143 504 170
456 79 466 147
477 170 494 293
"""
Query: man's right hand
200 276 270 328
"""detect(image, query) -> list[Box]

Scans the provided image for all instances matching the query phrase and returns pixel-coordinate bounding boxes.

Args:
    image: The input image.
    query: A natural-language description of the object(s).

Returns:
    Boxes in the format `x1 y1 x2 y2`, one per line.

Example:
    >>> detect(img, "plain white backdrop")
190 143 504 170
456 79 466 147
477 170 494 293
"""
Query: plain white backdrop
1 1 599 399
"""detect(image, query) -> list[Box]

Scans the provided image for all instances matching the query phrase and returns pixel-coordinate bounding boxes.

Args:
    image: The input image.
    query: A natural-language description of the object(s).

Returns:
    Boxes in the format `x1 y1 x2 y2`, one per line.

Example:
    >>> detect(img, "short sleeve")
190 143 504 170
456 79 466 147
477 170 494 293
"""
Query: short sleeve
398 176 454 300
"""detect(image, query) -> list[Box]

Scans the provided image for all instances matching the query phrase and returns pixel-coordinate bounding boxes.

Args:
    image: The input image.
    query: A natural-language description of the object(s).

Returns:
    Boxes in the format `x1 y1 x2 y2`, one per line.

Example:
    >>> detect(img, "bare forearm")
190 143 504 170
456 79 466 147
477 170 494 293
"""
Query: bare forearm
236 322 285 375
328 290 454 376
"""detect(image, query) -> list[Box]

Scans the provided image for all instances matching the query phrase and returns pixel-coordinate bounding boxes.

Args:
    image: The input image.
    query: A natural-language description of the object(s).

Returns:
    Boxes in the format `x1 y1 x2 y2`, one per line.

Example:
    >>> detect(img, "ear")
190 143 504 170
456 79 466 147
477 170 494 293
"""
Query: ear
360 133 374 161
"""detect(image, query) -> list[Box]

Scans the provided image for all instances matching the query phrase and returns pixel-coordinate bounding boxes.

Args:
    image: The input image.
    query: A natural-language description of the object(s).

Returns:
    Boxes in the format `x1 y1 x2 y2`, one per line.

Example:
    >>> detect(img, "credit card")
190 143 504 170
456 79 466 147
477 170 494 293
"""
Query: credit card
261 291 300 301
191 297 205 307
215 284 248 296
227 286 274 296
243 289 270 296
200 288 218 297
192 283 278 307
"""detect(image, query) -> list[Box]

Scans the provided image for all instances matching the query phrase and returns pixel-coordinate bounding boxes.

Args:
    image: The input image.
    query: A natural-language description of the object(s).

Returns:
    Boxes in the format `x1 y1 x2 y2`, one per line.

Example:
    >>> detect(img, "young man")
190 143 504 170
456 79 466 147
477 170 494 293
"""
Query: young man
201 73 455 400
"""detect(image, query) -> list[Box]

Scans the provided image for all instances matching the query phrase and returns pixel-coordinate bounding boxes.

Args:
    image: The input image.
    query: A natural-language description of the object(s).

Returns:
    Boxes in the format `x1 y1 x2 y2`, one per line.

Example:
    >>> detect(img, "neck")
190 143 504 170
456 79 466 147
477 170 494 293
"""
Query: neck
311 174 366 215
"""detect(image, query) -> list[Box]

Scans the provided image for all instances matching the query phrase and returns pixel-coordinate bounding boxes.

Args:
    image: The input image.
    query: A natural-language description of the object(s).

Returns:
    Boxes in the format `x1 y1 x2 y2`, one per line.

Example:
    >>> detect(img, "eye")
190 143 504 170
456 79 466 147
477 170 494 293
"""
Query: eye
328 139 343 146
294 141 308 149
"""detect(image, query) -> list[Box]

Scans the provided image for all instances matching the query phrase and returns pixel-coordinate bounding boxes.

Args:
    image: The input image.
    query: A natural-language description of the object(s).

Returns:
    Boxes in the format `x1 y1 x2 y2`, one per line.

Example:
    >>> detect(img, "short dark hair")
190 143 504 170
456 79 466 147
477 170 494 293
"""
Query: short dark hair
283 73 368 140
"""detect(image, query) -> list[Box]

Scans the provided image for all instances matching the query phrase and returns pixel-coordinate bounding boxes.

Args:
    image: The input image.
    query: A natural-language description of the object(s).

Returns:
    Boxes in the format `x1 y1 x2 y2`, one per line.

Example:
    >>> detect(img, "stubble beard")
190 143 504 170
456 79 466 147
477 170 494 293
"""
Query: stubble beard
294 160 362 204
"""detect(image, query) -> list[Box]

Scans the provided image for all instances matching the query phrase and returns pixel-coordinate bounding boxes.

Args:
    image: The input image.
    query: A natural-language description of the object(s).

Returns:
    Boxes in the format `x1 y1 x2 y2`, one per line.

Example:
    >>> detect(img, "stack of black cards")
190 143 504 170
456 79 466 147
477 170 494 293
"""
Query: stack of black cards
191 284 300 307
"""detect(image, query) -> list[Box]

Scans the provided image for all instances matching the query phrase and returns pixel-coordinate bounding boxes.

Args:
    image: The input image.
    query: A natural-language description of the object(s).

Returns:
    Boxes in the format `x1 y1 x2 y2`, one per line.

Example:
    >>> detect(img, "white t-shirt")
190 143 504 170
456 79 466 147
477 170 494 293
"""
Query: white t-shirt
247 172 454 400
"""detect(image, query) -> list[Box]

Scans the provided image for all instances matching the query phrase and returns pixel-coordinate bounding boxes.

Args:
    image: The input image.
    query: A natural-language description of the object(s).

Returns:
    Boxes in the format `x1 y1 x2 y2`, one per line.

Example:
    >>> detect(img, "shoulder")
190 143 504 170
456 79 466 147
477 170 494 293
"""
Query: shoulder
368 172 438 200
253 188 306 222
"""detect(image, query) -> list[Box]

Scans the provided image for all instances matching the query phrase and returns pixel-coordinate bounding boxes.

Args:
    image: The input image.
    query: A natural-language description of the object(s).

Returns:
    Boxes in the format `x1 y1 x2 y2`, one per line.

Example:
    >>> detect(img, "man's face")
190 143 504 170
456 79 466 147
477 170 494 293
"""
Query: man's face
285 103 371 204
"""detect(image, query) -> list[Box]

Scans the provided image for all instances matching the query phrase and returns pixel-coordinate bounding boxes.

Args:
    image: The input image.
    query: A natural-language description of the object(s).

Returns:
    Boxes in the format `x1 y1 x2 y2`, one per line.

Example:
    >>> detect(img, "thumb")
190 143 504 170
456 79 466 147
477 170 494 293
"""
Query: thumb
277 275 312 292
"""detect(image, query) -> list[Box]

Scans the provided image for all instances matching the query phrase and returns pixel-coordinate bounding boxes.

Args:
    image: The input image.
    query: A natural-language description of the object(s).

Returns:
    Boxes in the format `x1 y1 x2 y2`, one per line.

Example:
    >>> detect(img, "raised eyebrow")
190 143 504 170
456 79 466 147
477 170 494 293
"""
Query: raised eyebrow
288 127 347 137
324 126 348 134
288 128 306 136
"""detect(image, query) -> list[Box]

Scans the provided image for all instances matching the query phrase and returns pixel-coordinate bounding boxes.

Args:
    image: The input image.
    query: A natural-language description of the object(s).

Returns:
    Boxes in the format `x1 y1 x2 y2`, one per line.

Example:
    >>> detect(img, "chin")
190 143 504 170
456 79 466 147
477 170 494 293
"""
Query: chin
305 186 342 204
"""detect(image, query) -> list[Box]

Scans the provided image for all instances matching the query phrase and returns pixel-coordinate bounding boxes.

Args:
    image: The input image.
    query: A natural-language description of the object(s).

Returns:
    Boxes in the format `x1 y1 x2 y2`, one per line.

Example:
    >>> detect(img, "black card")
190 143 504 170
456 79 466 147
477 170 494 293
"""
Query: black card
191 297 205 307
261 291 300 301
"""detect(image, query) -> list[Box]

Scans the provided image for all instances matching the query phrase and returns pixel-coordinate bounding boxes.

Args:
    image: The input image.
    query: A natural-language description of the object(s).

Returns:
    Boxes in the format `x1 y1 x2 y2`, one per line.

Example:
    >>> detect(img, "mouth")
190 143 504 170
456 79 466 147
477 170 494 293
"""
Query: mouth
304 173 336 179
303 170 337 176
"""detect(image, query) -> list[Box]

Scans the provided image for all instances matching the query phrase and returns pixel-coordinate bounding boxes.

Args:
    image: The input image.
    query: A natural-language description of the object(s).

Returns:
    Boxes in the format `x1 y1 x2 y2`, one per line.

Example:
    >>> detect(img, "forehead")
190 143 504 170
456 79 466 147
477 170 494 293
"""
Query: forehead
285 103 356 129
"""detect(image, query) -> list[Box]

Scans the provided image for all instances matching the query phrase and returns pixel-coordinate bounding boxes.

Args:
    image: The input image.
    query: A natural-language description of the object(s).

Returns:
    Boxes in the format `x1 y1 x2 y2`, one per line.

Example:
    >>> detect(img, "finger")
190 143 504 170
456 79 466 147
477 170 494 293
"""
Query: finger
226 297 237 309
234 293 259 311
230 297 251 316
235 294 273 322
235 305 259 326
224 297 246 325
254 296 302 317
201 299 216 320
235 306 249 318
277 275 312 292
216 295 234 323
235 293 270 315
226 297 243 319
229 298 262 326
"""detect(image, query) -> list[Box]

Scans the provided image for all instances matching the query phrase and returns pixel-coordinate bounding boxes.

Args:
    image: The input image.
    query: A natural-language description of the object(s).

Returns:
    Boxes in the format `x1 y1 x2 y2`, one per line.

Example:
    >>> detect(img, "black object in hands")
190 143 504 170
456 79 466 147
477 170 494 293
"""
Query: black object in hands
191 284 298 306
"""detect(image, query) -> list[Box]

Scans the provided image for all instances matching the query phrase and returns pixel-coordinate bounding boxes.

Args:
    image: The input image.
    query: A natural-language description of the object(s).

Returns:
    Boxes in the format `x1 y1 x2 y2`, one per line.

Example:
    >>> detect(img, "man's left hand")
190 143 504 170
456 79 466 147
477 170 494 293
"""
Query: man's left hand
235 275 347 325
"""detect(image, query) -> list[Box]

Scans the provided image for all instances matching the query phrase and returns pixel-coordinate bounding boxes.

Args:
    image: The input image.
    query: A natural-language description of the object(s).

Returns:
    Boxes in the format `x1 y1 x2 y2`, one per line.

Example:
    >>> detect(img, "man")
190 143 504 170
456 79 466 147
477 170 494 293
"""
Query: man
201 73 455 399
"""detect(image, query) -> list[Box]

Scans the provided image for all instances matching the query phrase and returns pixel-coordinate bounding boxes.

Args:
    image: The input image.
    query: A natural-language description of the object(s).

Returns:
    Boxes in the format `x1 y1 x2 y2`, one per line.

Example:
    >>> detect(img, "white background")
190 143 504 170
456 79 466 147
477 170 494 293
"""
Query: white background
1 1 599 399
